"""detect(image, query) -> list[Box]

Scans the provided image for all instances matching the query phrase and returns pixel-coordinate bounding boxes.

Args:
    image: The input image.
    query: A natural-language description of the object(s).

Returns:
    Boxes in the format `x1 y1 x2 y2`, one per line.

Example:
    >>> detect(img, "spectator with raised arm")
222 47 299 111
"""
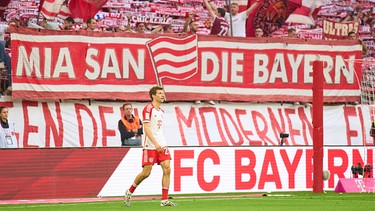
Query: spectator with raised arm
204 0 229 36
208 1 260 37
183 12 199 35
348 31 368 55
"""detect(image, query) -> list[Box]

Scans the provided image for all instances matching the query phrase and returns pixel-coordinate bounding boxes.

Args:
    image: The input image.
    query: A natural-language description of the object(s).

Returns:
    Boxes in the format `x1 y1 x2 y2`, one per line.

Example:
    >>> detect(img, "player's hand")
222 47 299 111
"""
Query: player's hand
155 143 163 153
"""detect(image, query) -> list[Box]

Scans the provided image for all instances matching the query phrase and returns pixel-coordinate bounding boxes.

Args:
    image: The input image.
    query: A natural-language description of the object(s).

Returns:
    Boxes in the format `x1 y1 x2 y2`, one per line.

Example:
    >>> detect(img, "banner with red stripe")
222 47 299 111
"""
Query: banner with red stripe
10 26 362 103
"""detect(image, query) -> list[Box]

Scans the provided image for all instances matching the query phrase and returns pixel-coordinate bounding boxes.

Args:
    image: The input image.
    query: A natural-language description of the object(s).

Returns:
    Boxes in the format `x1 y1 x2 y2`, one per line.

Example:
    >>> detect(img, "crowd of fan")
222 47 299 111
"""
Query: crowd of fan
1 0 374 104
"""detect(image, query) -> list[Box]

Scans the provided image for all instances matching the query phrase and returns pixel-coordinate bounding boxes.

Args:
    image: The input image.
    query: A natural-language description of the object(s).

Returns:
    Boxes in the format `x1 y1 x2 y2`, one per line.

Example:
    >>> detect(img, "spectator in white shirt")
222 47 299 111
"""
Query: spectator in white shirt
208 1 260 37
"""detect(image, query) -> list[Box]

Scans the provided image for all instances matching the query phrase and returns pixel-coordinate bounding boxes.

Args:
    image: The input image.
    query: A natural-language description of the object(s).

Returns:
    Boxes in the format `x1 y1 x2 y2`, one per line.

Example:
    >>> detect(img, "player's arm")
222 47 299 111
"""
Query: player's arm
245 1 260 16
204 0 216 19
144 122 162 152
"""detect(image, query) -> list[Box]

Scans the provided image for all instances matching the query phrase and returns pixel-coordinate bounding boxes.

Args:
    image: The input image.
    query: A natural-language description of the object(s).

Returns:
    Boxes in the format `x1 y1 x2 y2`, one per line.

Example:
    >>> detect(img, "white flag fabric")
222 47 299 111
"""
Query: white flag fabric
40 0 70 20
146 35 198 81
286 0 327 25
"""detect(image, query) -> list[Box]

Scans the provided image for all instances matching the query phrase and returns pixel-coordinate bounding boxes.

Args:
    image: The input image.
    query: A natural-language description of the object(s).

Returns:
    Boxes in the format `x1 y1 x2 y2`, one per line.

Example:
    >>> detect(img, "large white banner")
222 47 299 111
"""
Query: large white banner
1 98 374 147
99 146 375 196
1 146 372 199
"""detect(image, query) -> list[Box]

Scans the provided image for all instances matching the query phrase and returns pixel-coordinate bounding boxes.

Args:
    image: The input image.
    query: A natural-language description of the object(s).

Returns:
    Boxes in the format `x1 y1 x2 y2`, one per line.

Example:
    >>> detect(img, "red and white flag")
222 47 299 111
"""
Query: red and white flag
286 0 326 25
68 0 109 22
40 0 70 20
40 0 108 21
146 35 198 82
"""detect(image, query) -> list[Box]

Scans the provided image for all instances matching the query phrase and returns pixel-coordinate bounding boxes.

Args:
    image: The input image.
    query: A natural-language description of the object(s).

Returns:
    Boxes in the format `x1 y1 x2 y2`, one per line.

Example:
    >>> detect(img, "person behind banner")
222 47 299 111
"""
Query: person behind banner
0 33 11 94
203 0 229 36
116 25 126 32
118 102 143 146
46 17 75 31
124 86 177 207
117 25 134 33
0 106 18 148
255 27 264 37
348 31 368 55
27 19 47 29
288 28 297 38
208 1 260 37
182 12 199 35
86 18 97 31
0 32 6 70
162 25 174 34
136 22 150 34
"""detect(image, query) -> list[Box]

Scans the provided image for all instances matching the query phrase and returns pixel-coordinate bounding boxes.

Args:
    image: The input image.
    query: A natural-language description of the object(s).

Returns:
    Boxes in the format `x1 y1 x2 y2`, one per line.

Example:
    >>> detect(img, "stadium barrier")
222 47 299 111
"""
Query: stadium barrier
0 146 374 200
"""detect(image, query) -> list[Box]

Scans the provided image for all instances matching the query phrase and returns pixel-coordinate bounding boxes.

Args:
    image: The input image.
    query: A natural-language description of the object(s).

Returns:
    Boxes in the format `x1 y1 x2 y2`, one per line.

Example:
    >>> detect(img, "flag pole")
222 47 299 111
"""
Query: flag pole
36 0 45 24
226 0 233 36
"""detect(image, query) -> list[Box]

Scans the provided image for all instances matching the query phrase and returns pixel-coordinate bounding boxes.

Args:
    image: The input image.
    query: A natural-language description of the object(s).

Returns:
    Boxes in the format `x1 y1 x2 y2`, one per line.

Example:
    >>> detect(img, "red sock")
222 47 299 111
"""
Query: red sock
162 187 169 200
129 182 137 193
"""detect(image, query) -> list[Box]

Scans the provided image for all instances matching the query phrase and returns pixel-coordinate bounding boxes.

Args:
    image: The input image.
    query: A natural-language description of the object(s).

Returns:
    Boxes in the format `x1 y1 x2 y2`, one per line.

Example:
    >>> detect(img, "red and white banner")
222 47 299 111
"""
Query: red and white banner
286 0 326 26
1 99 374 148
0 147 373 199
11 27 362 103
322 19 360 40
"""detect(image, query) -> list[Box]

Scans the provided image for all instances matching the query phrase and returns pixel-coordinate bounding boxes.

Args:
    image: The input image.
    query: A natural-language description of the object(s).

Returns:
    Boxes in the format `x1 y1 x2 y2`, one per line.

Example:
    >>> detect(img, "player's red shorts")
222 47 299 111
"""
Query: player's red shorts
142 146 171 166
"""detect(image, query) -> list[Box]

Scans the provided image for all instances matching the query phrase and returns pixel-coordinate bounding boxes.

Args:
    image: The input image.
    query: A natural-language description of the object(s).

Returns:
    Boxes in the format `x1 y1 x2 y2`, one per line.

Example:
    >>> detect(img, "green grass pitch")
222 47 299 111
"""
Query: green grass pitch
0 191 374 211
